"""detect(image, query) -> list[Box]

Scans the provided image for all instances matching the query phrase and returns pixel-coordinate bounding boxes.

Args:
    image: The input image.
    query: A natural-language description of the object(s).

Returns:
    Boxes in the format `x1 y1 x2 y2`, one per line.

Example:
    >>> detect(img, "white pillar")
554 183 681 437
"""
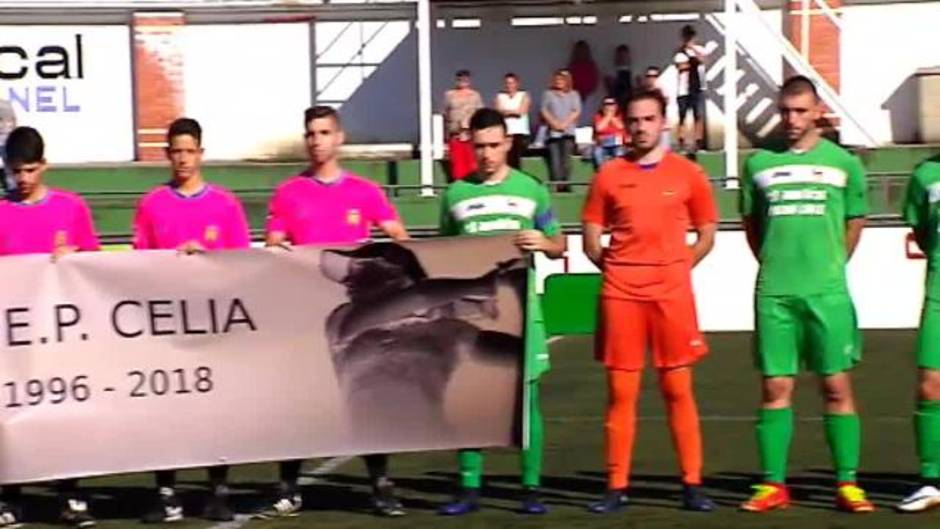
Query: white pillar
417 0 435 197
723 0 740 184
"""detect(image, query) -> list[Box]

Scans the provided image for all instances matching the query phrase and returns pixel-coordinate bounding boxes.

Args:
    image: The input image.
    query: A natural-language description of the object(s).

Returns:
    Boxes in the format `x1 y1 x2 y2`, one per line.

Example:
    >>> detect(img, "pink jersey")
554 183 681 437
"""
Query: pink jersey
133 184 251 250
266 171 398 245
0 188 100 255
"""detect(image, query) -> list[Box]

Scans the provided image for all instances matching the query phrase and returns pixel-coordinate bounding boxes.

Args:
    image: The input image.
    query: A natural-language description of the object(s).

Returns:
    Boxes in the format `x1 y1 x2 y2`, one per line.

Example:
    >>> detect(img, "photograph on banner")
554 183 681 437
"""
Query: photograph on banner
0 235 525 484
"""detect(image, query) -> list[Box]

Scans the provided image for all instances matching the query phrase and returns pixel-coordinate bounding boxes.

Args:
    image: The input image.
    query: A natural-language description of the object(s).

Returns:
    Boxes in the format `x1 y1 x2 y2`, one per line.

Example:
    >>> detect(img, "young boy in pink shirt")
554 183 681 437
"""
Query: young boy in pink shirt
260 106 409 519
1 126 100 528
133 118 251 524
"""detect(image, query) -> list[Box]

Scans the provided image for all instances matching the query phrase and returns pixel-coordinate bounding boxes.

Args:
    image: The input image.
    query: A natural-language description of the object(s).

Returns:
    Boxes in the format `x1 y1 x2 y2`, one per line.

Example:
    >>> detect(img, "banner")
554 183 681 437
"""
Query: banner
0 236 526 484
0 26 134 163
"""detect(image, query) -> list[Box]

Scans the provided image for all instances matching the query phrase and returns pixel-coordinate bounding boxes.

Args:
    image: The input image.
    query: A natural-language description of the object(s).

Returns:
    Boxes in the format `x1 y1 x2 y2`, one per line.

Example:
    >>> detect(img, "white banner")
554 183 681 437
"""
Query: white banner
0 237 525 484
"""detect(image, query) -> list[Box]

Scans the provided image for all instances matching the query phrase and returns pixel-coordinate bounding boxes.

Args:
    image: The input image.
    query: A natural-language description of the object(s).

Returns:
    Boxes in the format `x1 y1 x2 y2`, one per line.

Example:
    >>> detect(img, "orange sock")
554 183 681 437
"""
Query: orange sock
605 369 642 490
658 367 703 486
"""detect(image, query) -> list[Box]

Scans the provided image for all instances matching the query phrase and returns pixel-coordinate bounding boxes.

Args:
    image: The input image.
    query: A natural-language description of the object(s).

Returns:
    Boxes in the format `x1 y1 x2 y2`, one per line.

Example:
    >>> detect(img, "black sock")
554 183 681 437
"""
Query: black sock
1 485 22 503
279 460 302 493
363 454 390 490
58 479 79 499
209 466 229 495
156 470 177 491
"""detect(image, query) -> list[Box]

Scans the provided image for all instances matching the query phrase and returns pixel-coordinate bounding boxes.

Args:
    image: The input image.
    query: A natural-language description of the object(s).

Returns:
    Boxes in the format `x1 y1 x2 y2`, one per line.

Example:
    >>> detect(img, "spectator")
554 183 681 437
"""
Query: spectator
541 70 581 192
494 73 532 169
593 97 627 169
568 40 600 103
606 45 633 110
674 25 709 152
0 97 16 193
442 70 484 180
641 67 672 151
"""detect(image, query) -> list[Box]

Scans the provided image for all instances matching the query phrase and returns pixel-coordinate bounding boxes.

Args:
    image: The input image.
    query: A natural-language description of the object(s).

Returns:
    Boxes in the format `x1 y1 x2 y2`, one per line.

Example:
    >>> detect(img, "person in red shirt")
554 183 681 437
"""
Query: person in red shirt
592 97 627 169
568 40 599 102
581 90 718 513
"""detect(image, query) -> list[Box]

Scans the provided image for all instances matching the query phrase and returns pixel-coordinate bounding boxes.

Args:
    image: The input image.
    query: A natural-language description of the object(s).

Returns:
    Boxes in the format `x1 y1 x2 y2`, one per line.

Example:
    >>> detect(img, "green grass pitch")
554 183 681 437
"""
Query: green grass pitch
13 330 937 528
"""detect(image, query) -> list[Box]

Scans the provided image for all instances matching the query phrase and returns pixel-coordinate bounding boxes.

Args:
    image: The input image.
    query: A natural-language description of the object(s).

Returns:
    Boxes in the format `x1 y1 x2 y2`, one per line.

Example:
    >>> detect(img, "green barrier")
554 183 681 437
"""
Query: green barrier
541 273 602 336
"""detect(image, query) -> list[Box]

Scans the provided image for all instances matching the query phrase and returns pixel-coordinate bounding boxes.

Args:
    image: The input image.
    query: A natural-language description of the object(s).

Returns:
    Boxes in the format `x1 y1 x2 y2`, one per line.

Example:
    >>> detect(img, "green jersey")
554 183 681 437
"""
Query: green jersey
740 138 868 296
439 170 561 237
904 158 940 301
439 169 560 381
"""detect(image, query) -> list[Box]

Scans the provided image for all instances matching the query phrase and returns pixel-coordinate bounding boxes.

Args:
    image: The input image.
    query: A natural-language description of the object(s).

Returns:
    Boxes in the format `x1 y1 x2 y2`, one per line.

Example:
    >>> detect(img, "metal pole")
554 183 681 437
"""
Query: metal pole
417 0 435 197
801 0 810 58
724 0 740 184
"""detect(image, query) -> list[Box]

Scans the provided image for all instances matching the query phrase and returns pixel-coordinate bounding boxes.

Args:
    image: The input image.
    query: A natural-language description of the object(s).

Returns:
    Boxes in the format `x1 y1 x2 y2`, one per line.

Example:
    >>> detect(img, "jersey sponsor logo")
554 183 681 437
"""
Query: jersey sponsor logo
766 189 827 202
928 182 940 204
451 195 537 221
753 165 847 189
346 209 361 226
768 204 826 217
465 218 523 233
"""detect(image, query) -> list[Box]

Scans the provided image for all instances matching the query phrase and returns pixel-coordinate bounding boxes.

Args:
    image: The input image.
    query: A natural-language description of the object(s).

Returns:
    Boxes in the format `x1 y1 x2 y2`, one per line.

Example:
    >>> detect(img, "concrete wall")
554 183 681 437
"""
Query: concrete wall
841 2 940 145
535 226 925 331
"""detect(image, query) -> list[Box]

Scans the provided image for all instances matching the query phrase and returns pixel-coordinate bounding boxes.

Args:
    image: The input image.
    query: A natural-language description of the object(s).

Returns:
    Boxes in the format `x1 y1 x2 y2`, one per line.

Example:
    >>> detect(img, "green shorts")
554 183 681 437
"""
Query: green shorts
917 297 940 369
754 293 861 376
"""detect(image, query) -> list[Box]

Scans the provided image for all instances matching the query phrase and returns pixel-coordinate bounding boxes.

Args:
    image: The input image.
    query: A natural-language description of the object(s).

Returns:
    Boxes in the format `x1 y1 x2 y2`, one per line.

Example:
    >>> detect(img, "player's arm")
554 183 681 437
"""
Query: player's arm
517 185 566 259
74 198 101 252
904 166 930 251
131 200 154 250
844 155 869 260
739 157 761 260
370 186 410 241
686 165 718 266
583 223 605 269
514 231 565 259
845 217 865 258
690 223 716 266
581 170 608 269
264 187 290 248
227 197 252 249
742 216 761 259
379 220 409 242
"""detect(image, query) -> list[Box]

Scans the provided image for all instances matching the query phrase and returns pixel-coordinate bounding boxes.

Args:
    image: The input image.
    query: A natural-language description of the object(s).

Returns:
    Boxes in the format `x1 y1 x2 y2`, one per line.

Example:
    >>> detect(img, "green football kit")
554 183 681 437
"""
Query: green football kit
903 157 940 480
440 169 559 488
740 138 868 484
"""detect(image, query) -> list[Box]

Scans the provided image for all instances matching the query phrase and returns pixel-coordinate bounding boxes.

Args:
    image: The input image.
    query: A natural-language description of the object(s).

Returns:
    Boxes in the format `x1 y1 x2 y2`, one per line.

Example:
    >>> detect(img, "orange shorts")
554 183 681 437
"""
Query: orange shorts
595 292 708 371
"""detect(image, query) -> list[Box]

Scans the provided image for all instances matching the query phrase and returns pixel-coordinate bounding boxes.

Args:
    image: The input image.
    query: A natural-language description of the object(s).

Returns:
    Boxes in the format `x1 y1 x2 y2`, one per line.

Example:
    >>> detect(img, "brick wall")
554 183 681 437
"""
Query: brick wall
132 12 185 161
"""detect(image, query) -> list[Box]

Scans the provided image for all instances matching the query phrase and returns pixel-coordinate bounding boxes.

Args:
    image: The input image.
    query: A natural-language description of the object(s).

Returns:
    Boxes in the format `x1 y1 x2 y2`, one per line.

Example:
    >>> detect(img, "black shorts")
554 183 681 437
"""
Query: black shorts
677 93 704 122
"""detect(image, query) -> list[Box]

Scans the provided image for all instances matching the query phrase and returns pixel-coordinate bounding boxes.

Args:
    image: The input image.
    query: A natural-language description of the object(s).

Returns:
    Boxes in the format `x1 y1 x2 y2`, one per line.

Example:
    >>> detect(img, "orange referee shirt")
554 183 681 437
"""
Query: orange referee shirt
582 152 718 300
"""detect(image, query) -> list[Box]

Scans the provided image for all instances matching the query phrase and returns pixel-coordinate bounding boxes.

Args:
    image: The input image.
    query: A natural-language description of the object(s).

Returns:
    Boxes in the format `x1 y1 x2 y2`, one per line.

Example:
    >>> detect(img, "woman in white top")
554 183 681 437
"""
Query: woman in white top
494 73 531 169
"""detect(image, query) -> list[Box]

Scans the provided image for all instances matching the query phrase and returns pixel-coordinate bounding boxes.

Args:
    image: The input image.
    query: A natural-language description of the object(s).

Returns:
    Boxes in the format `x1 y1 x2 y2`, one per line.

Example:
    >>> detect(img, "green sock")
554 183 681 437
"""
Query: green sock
458 449 483 489
756 408 793 483
824 413 861 483
916 400 940 479
520 381 543 488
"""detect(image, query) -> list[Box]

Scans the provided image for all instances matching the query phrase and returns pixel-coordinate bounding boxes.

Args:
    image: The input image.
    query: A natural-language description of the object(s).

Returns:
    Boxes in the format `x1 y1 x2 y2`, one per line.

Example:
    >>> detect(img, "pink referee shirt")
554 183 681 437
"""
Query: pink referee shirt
266 171 398 245
0 188 100 255
133 184 251 250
